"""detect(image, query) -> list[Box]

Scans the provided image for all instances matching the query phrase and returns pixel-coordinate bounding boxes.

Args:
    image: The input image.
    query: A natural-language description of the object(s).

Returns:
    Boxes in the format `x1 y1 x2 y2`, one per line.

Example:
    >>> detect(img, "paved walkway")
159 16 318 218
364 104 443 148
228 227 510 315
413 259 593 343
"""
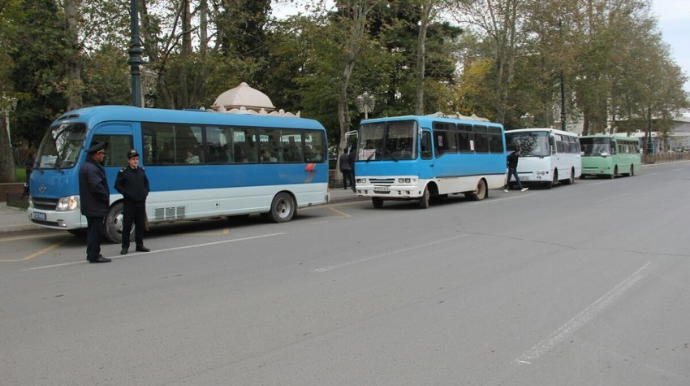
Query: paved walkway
0 188 362 237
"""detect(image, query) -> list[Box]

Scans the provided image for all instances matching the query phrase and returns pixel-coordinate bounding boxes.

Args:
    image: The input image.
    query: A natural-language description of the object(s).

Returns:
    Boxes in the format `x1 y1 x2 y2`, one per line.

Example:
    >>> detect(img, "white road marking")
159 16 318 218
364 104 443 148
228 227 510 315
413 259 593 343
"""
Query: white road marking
513 261 656 365
23 232 285 271
314 234 468 273
595 193 631 203
472 193 537 205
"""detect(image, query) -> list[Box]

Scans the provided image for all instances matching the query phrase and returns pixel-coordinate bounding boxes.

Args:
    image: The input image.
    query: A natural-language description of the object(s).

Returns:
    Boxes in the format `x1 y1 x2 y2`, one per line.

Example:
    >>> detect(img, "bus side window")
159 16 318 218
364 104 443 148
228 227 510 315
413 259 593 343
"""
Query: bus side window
91 134 133 167
421 131 432 160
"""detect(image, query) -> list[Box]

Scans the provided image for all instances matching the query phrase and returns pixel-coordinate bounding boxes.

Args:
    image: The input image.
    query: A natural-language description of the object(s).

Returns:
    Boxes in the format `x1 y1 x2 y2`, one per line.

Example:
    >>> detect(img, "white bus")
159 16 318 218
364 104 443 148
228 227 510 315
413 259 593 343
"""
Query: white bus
504 128 581 189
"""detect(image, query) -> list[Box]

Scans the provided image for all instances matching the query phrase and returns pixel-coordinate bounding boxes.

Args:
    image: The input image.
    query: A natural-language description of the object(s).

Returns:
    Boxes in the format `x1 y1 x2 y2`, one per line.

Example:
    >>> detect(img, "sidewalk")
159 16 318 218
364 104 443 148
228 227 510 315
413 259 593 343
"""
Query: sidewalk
0 202 41 235
0 189 364 237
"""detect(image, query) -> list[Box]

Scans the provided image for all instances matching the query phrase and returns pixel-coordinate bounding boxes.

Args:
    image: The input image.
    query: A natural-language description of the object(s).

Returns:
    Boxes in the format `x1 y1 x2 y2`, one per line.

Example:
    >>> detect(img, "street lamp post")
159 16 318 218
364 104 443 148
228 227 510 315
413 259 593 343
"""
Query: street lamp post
559 19 566 131
128 0 144 107
356 92 375 120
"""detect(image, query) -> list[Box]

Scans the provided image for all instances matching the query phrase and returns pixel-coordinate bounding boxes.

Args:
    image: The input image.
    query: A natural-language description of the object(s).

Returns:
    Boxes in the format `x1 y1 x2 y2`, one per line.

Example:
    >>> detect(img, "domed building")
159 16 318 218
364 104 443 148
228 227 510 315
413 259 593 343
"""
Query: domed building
210 82 299 117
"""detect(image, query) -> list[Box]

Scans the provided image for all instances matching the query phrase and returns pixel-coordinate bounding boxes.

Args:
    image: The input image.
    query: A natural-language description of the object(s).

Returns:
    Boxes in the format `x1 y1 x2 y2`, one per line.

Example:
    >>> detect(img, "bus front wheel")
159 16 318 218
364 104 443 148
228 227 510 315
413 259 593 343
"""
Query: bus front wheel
104 202 133 244
466 179 487 201
608 166 617 179
372 197 384 208
419 187 431 208
563 168 575 185
263 192 295 223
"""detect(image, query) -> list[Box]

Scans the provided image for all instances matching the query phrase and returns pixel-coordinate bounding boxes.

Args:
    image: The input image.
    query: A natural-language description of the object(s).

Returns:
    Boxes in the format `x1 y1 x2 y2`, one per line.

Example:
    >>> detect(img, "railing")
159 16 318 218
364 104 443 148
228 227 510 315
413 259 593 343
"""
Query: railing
642 153 690 164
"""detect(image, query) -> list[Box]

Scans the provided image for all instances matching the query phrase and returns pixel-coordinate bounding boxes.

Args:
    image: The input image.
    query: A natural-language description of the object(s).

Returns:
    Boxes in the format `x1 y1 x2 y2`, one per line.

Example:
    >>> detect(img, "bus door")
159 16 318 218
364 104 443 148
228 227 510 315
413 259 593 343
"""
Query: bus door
89 123 136 187
550 134 562 175
419 129 434 180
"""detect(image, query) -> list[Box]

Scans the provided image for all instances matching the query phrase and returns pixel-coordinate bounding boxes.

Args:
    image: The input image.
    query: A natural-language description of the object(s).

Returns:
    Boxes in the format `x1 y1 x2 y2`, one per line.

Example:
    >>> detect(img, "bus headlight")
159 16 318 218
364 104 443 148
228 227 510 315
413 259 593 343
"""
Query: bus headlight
398 178 412 183
357 178 367 184
57 196 80 211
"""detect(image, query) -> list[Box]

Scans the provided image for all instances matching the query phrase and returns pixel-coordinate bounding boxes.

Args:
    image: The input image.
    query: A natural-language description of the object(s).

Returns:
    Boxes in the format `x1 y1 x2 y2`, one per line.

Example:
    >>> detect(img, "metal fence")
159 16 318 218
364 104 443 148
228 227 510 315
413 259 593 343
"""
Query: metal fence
642 152 690 164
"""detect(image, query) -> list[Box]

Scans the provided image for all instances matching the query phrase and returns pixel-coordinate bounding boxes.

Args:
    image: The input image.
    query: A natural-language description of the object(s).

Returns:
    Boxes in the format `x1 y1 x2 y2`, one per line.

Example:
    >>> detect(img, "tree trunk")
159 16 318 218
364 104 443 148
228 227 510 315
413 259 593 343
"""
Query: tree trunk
414 2 431 115
0 112 16 183
64 0 83 110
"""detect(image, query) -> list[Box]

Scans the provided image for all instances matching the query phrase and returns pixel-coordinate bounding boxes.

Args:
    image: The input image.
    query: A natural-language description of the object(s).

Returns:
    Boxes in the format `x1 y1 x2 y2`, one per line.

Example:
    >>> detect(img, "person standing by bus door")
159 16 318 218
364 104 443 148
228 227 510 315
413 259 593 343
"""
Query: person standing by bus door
79 141 111 263
348 145 357 180
339 149 355 191
504 149 529 193
115 149 151 255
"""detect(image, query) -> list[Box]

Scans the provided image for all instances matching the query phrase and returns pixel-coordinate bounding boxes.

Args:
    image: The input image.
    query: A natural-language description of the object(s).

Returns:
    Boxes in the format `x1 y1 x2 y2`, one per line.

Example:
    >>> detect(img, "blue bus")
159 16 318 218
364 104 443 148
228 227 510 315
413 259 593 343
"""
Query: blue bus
354 115 507 208
28 106 329 242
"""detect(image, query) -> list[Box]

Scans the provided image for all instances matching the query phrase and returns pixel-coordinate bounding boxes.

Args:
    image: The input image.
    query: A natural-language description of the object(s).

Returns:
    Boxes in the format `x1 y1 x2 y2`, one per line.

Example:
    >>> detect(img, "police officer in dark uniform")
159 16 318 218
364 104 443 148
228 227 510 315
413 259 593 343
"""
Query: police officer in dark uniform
115 149 151 255
79 141 111 263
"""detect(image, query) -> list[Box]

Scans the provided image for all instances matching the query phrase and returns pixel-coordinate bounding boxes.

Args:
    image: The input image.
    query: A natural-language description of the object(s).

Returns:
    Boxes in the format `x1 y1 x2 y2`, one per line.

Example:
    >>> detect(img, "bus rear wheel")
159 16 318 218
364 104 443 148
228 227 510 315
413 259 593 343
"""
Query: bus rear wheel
263 192 295 223
372 197 384 208
104 202 133 244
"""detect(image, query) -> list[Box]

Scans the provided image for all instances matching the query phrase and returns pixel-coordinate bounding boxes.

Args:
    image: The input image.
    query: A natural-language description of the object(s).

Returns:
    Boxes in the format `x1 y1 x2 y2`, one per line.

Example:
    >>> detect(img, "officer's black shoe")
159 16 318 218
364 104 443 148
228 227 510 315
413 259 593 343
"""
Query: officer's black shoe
88 256 111 263
120 248 128 255
136 246 151 252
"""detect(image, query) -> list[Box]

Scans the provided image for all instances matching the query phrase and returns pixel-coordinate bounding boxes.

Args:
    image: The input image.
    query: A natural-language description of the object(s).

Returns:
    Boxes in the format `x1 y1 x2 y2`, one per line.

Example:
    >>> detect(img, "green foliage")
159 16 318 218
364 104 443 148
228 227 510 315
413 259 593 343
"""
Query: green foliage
7 0 69 146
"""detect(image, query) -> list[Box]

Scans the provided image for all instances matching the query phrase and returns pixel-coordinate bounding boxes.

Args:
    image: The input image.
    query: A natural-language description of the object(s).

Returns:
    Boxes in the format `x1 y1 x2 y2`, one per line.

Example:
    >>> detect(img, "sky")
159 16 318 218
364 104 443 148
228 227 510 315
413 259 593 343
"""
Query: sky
272 1 690 92
650 0 690 92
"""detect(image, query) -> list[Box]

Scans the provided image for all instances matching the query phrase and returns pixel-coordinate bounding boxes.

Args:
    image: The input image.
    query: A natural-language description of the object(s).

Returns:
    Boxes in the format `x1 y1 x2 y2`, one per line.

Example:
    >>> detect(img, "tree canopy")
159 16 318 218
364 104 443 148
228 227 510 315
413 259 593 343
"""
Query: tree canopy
0 0 687 181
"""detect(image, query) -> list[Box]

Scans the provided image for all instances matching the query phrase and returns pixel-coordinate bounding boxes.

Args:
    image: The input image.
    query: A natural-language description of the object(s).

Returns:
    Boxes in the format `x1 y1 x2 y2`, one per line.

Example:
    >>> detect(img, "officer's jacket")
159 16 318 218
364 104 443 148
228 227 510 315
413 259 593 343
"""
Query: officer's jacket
115 166 150 202
79 157 110 217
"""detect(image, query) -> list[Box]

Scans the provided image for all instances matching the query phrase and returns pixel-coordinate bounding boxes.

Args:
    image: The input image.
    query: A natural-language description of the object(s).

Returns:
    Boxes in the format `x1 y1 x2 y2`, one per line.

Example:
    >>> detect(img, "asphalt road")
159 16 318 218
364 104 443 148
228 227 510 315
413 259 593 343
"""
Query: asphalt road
2 163 689 385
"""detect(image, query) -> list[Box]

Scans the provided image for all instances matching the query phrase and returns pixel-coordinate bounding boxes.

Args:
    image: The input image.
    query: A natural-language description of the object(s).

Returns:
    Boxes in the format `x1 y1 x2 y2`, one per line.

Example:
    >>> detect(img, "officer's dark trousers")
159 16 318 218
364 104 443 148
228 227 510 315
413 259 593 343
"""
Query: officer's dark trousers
86 216 103 260
122 201 146 248
341 170 354 189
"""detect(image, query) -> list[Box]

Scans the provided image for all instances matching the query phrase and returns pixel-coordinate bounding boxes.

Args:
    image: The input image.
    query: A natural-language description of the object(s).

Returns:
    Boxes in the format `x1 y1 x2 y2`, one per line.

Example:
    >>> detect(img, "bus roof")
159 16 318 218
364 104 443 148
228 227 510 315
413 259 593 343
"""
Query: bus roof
506 127 577 136
361 114 503 128
52 105 325 130
579 134 638 140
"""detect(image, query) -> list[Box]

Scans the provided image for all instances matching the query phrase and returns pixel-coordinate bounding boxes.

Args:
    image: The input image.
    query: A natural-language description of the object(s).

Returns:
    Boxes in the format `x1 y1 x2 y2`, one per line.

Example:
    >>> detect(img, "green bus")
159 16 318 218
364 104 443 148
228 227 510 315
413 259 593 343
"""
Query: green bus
579 135 641 179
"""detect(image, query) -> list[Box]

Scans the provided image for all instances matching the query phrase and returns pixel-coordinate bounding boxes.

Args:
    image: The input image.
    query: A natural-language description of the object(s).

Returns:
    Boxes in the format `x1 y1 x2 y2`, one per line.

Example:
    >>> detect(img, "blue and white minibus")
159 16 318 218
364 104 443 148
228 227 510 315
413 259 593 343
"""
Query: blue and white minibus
28 106 329 242
504 128 581 188
354 115 507 208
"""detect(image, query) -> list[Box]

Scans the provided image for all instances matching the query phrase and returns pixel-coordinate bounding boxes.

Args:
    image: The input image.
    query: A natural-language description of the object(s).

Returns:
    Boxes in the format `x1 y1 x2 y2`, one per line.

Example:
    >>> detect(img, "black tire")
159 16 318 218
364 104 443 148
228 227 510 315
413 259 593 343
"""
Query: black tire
104 202 133 244
263 192 295 223
372 197 384 208
608 166 617 179
466 179 487 201
419 186 430 209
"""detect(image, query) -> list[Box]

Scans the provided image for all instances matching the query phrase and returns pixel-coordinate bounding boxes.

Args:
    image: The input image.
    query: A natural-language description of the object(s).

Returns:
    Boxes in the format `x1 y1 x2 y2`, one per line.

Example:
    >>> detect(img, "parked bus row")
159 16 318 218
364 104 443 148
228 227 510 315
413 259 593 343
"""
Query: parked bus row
354 118 641 208
26 106 642 242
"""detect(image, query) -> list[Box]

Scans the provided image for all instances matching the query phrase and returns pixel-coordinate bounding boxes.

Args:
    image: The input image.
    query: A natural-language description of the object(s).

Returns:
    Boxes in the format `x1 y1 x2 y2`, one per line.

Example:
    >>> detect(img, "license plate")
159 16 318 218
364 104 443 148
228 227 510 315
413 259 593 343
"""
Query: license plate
32 211 46 221
373 186 390 193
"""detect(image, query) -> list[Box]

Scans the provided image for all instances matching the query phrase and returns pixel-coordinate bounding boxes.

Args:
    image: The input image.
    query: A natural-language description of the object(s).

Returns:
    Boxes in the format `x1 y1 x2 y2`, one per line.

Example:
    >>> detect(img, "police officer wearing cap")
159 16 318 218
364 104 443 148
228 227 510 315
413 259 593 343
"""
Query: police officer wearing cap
115 149 151 255
79 141 111 263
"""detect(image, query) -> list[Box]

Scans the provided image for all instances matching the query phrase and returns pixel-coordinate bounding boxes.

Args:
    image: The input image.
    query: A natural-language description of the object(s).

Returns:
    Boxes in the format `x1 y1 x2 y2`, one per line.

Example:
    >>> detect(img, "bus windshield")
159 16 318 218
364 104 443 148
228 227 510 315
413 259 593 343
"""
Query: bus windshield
358 120 417 161
505 131 550 157
35 123 87 169
580 137 612 156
